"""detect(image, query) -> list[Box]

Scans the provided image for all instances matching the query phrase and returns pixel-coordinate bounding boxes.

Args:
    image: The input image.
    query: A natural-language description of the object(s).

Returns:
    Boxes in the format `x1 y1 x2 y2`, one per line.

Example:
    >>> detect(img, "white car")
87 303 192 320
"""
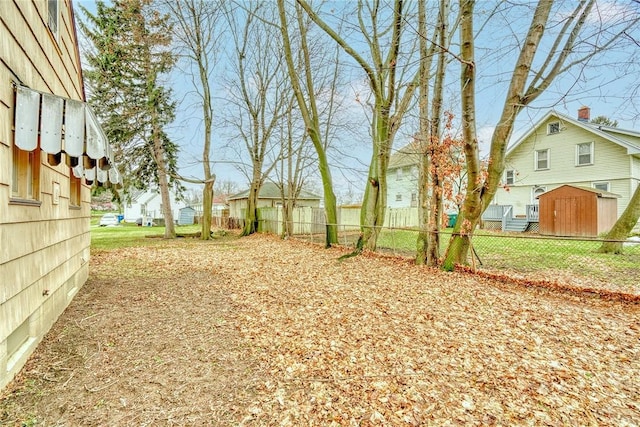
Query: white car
99 213 119 226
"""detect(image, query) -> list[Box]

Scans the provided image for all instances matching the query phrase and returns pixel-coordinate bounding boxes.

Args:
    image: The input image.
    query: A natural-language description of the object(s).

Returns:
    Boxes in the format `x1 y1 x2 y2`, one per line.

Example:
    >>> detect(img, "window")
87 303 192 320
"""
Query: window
47 0 59 38
576 142 593 166
70 175 81 207
532 186 546 203
505 170 515 185
547 122 560 134
11 144 41 202
535 149 549 170
396 194 402 202
396 168 402 181
592 182 610 192
411 192 417 207
402 166 411 179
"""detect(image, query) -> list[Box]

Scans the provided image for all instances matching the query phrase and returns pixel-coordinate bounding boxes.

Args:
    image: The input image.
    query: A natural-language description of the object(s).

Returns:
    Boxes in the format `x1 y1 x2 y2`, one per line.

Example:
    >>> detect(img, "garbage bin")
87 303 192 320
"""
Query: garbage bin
447 213 458 228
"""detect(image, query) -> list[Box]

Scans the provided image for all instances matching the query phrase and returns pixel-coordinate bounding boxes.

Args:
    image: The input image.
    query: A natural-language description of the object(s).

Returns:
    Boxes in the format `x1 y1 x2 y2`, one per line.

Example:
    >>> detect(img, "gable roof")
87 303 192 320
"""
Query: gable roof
537 184 621 199
228 182 321 201
388 141 421 170
506 110 640 157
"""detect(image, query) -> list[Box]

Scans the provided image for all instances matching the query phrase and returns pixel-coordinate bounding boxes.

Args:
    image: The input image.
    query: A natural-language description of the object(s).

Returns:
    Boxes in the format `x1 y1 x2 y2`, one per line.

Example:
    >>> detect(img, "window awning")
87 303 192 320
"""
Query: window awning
14 85 122 187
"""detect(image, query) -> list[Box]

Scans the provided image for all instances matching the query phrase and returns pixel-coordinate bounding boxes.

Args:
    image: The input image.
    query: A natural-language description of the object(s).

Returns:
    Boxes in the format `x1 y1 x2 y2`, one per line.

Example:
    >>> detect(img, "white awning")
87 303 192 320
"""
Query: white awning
14 85 122 187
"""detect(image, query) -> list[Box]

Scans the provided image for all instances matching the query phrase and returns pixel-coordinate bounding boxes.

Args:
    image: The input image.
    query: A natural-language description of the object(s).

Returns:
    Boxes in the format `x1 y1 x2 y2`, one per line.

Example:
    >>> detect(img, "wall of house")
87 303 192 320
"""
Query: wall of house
229 198 321 219
387 166 419 208
496 116 636 218
124 190 187 222
0 0 90 390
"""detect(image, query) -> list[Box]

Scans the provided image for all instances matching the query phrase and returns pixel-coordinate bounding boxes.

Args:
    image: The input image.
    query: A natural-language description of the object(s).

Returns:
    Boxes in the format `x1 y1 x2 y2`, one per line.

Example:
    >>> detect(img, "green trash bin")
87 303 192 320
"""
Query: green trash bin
447 213 458 228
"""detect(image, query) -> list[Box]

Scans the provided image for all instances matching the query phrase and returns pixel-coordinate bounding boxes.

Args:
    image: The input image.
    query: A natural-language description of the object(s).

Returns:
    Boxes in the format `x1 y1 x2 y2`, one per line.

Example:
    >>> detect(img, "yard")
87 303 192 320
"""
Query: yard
1 228 639 425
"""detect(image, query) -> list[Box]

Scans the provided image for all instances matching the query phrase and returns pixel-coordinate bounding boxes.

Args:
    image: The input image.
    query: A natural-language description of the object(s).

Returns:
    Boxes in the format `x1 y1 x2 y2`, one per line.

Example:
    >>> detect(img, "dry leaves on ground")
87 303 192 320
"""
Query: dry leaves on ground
1 233 639 426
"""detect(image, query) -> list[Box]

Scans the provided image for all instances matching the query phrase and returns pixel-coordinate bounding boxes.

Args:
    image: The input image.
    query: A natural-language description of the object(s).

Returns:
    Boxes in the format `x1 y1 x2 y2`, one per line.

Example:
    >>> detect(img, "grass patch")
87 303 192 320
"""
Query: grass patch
376 228 640 286
91 222 201 251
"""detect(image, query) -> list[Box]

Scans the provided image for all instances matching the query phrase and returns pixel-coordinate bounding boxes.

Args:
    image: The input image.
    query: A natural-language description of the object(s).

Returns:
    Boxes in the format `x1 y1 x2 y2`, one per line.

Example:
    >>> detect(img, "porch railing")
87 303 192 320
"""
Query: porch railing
482 204 512 221
526 204 539 222
501 206 513 231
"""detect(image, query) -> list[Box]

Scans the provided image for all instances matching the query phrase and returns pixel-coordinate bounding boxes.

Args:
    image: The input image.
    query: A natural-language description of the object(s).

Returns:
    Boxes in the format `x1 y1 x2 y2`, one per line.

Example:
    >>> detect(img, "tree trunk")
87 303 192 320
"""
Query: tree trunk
155 142 176 239
598 184 640 254
359 110 391 252
415 0 430 265
442 0 478 270
425 0 449 267
241 179 261 236
201 180 213 239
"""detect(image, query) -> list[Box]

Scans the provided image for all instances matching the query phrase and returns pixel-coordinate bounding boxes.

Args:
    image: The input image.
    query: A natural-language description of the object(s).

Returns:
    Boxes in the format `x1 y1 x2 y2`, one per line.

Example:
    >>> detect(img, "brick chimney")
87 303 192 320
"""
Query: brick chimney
578 106 590 122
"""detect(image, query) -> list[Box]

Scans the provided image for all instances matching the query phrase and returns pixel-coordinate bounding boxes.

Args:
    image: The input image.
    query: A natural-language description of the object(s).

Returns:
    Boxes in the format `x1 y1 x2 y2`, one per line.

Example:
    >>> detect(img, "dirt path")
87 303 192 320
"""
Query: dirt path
1 234 639 425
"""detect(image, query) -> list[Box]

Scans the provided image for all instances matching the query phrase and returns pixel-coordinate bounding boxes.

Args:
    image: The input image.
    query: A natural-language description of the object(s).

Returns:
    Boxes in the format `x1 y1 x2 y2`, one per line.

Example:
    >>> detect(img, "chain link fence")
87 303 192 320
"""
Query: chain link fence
256 218 640 297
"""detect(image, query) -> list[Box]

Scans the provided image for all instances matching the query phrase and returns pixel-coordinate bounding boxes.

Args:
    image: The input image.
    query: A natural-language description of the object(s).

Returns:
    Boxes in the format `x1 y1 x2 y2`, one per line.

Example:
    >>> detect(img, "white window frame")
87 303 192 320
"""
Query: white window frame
505 169 515 185
48 0 59 39
395 193 402 202
576 142 594 166
547 122 560 135
532 186 546 203
396 168 402 181
535 149 549 171
592 182 610 192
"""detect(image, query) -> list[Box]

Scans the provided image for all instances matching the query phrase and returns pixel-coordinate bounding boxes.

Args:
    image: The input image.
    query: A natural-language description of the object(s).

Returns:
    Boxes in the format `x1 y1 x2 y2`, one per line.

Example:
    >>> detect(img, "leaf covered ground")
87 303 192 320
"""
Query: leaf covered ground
1 234 639 425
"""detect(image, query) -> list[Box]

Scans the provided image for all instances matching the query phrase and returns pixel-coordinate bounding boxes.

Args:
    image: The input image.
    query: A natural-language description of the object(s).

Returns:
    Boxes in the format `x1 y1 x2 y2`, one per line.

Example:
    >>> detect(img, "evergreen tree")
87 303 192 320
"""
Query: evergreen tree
79 0 182 238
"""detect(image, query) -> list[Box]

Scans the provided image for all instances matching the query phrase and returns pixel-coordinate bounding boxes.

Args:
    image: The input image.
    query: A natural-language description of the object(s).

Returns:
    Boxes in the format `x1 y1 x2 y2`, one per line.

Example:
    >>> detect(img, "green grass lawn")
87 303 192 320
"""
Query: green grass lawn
91 221 201 251
375 227 640 288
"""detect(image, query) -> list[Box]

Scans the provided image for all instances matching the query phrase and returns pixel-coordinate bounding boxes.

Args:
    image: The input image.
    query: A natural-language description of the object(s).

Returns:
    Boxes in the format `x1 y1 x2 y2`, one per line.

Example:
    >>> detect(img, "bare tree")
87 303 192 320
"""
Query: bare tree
297 0 421 252
225 2 288 236
277 0 343 246
272 94 317 239
161 0 223 239
415 0 456 266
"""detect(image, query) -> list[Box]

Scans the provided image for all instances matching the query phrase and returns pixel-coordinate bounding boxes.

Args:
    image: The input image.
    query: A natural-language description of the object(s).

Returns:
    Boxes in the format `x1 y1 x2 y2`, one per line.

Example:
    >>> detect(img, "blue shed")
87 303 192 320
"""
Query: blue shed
178 206 196 225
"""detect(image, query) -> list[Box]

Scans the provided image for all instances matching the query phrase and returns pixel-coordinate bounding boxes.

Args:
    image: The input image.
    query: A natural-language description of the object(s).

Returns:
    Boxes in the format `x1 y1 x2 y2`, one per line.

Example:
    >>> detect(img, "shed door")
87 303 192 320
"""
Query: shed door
554 198 579 236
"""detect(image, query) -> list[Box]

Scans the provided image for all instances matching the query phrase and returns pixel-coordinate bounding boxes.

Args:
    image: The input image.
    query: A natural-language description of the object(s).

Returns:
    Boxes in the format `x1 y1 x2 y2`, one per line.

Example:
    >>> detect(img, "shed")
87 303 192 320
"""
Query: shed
538 185 620 237
178 206 196 225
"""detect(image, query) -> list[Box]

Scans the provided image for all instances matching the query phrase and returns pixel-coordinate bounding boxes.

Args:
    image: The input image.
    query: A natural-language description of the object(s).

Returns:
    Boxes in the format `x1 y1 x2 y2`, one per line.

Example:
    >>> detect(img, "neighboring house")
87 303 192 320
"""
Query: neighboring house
191 194 228 217
123 189 187 223
485 107 640 232
1 1 118 389
387 142 420 208
228 182 322 219
386 141 464 214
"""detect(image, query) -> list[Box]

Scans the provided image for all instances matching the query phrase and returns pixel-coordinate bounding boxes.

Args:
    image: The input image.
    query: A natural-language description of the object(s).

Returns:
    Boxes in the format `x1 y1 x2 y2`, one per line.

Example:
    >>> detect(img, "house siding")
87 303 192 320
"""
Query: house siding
387 165 418 208
496 115 638 223
0 0 90 390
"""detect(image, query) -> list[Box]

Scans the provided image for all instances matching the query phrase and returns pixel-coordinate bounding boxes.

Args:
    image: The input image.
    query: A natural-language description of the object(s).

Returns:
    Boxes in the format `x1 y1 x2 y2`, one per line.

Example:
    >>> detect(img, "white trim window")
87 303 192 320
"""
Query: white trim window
505 169 515 185
592 182 610 192
395 193 402 202
532 186 546 203
576 142 594 166
547 122 560 135
535 149 549 170
48 0 59 38
396 168 402 181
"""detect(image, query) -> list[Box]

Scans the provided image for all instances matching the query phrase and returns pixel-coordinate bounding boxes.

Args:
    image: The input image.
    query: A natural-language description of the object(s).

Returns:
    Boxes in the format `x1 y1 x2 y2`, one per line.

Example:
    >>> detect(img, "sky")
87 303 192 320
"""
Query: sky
75 1 640 200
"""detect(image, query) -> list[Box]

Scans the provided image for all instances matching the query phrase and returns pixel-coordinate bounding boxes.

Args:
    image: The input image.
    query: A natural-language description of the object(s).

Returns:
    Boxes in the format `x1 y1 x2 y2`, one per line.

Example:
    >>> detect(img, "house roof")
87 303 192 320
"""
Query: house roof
388 141 421 170
228 182 322 201
507 110 640 157
537 184 621 199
